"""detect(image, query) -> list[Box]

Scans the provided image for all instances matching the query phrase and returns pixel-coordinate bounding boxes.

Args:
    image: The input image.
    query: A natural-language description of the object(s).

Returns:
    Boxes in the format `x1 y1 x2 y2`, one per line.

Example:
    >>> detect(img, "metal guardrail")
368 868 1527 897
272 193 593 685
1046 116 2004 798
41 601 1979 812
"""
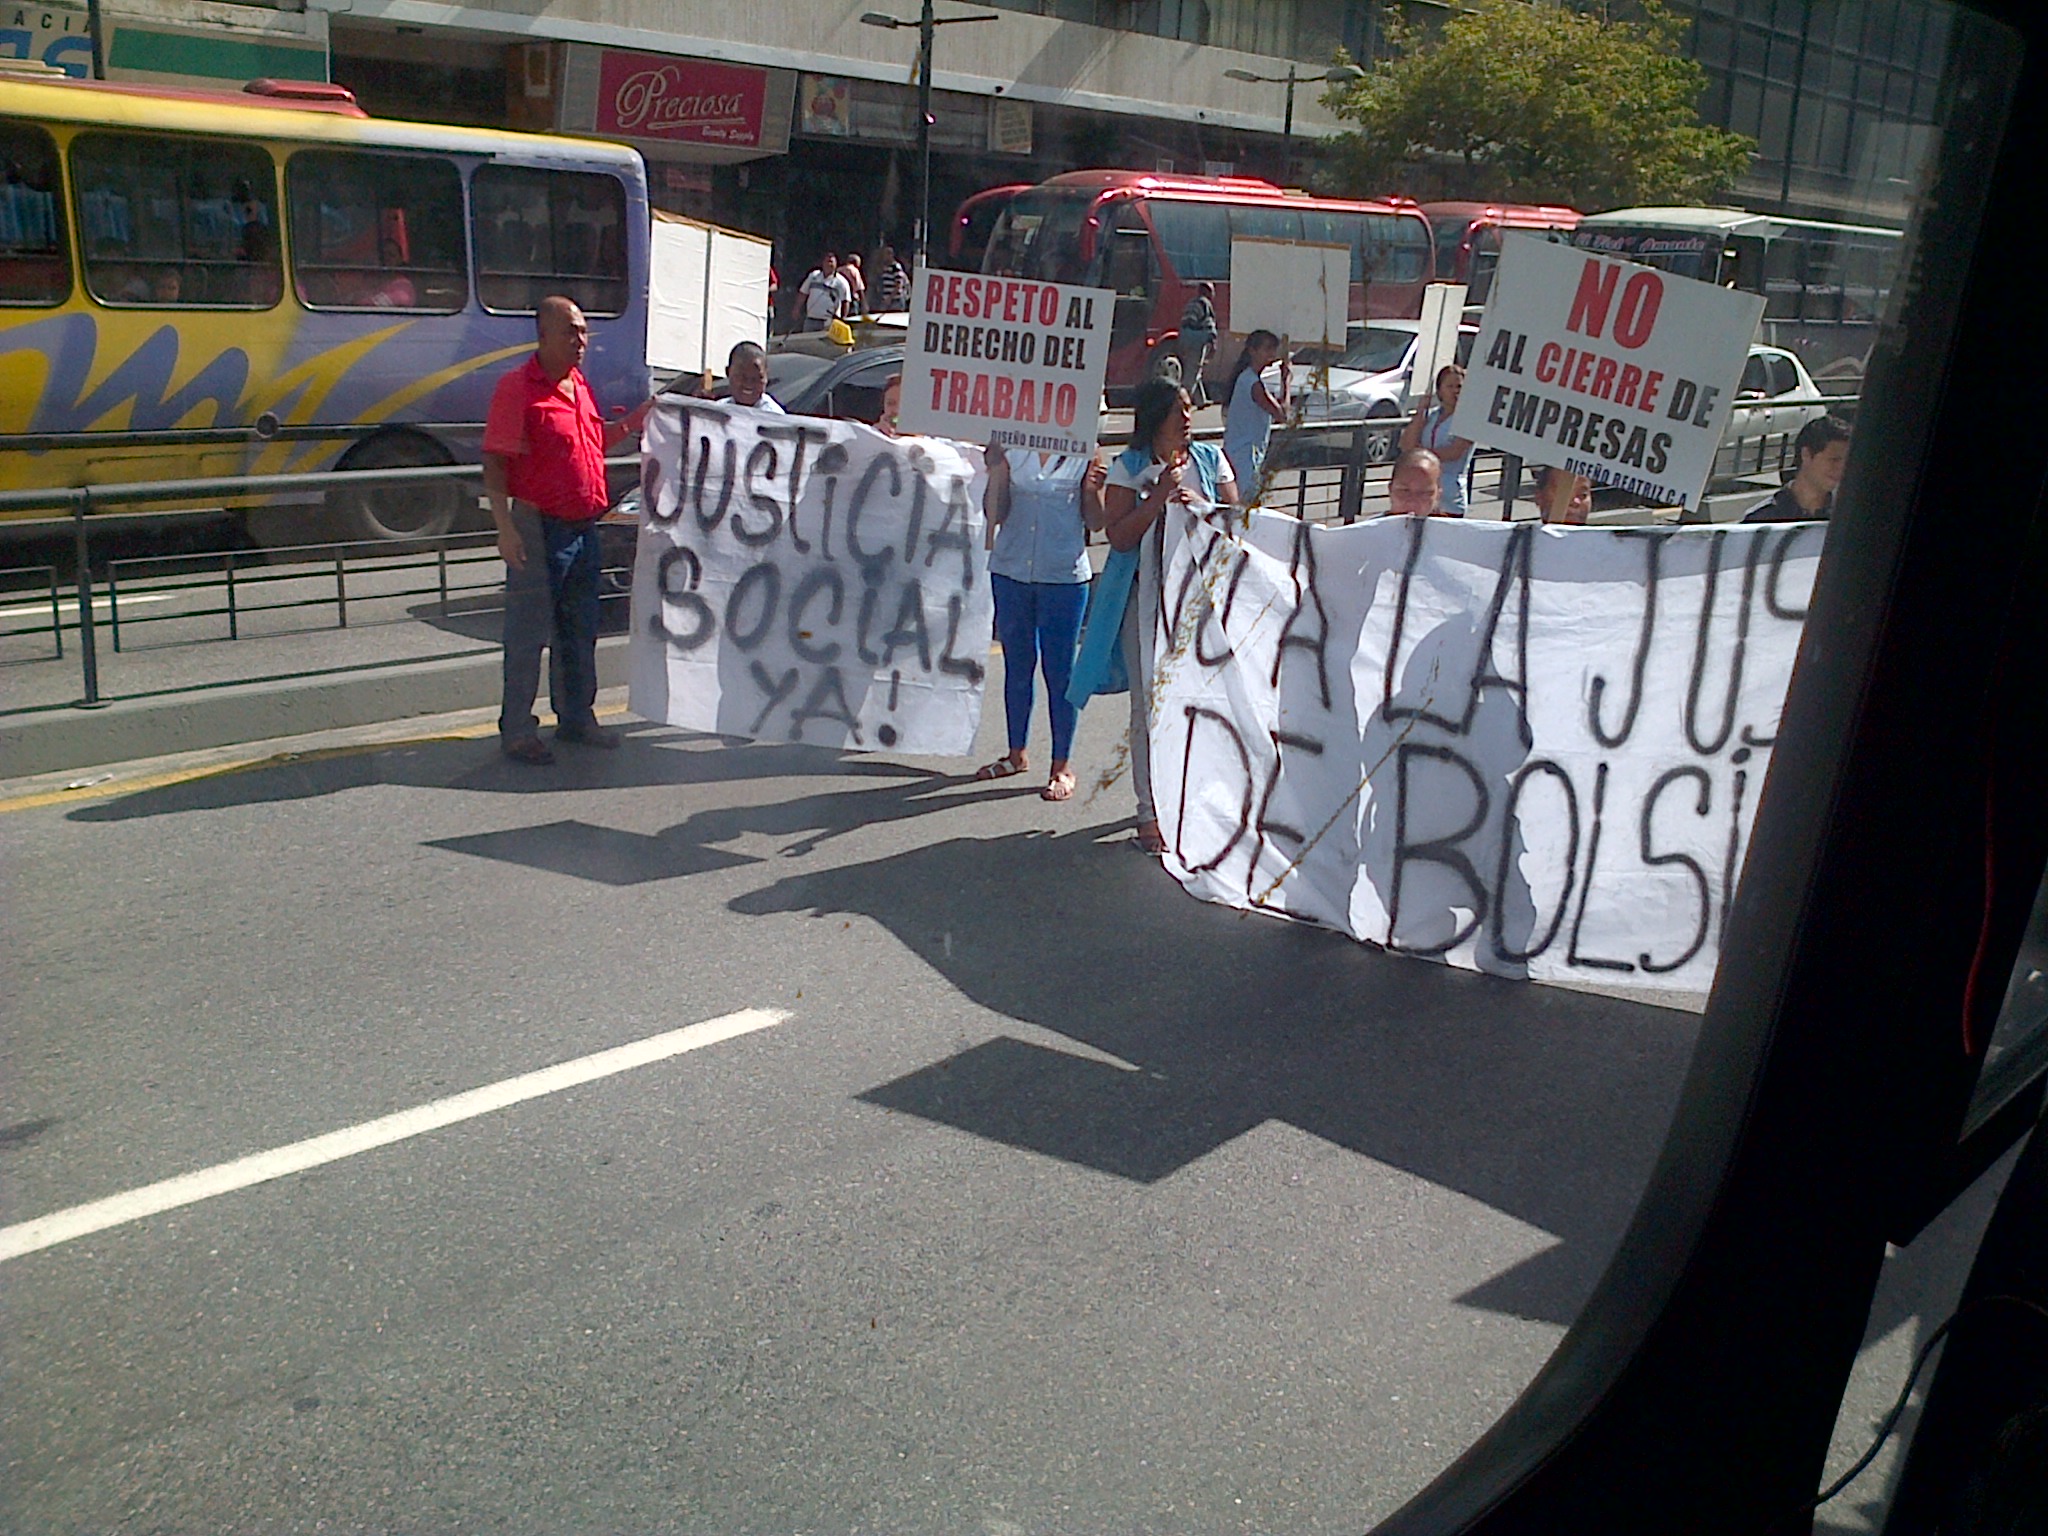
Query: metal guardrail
1 456 638 710
0 564 64 660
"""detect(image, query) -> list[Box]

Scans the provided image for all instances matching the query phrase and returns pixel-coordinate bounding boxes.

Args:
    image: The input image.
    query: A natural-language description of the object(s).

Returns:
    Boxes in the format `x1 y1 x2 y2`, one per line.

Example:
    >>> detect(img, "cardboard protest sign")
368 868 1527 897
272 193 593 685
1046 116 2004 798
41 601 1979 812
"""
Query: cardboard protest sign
1227 239 1349 346
630 400 992 755
1147 506 1821 997
1463 234 1765 510
1405 282 1468 409
899 267 1113 456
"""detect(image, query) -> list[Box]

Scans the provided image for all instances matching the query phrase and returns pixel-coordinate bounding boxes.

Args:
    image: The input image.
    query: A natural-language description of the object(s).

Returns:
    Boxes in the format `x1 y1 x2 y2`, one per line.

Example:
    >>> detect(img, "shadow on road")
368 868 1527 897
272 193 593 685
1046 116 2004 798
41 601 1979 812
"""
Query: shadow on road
68 730 958 823
731 823 1702 1325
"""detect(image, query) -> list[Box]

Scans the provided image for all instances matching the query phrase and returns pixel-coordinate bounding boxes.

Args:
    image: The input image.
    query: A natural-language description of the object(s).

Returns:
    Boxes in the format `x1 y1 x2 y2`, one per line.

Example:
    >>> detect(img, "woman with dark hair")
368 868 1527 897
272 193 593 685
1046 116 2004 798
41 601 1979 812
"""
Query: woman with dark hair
1221 329 1288 495
1068 379 1238 854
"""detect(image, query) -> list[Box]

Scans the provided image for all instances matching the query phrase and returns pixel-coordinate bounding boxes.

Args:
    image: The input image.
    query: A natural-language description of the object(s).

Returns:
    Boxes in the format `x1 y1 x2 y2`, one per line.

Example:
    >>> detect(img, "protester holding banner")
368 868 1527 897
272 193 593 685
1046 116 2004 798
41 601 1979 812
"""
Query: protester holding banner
1388 450 1444 518
977 449 1106 801
1534 466 1594 524
1072 380 1236 853
726 341 785 413
1400 364 1474 518
1745 414 1849 523
1221 329 1289 495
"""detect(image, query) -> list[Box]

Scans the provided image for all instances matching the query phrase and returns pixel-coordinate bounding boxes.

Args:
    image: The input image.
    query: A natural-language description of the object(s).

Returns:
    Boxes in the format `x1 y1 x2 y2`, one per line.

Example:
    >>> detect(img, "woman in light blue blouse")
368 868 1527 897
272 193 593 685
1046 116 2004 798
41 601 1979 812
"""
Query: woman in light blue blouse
975 447 1106 801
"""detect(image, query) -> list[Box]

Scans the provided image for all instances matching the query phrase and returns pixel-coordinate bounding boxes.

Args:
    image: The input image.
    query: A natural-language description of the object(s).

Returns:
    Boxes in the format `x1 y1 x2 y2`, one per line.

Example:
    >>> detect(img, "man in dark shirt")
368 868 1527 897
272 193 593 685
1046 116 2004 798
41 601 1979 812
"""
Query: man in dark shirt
483 295 649 765
1745 414 1850 523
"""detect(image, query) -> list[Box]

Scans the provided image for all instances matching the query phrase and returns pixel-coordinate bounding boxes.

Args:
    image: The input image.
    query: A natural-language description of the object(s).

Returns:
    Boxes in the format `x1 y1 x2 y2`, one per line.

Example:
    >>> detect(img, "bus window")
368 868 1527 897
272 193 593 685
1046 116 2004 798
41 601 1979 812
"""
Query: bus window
1146 200 1229 282
473 165 627 317
70 132 281 309
1429 215 1466 280
287 150 467 313
1228 205 1303 245
1363 213 1430 285
0 122 69 307
1303 209 1369 280
1842 242 1883 323
1763 236 1804 320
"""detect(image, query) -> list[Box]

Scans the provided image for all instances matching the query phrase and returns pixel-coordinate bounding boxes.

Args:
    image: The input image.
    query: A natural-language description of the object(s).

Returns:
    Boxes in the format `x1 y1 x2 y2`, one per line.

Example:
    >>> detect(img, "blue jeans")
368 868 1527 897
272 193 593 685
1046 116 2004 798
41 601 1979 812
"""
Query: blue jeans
992 572 1088 762
500 503 602 742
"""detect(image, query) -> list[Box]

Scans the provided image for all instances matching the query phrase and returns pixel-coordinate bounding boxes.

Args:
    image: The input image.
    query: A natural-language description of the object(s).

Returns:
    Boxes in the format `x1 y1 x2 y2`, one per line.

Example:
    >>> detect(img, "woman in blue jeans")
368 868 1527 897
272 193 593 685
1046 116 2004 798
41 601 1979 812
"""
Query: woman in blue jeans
975 447 1106 801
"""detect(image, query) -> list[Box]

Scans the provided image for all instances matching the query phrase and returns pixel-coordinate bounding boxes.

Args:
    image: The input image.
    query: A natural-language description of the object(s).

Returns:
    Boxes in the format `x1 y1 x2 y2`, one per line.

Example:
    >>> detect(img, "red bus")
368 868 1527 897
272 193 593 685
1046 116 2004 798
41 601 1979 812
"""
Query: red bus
975 170 1434 399
1421 200 1581 307
944 183 1031 271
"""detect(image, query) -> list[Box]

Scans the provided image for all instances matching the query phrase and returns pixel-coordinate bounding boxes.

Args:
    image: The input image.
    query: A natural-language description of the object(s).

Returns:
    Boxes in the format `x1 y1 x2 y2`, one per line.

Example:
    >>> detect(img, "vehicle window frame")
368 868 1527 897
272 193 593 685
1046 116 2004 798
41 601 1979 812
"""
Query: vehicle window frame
285 147 470 316
471 161 629 319
0 120 72 309
69 128 283 312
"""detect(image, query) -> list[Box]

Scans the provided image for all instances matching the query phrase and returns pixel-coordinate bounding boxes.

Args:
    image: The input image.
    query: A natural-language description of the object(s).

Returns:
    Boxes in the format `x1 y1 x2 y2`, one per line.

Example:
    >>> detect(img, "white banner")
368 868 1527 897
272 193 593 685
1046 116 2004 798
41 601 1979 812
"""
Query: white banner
1464 233 1764 510
900 267 1113 456
630 400 992 754
1149 508 1823 996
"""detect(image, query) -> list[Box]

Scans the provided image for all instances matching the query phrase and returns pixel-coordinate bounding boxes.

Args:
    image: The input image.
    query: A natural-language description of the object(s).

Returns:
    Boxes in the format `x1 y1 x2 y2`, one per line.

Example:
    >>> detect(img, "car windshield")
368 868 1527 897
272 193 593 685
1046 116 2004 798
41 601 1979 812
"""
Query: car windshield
9 8 2038 1536
1338 326 1418 373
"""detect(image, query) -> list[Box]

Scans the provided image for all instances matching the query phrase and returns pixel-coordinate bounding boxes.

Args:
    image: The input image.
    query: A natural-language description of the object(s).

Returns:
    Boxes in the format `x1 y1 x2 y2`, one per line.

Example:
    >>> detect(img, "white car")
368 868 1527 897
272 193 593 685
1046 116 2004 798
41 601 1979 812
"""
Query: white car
1714 344 1831 484
1261 320 1478 462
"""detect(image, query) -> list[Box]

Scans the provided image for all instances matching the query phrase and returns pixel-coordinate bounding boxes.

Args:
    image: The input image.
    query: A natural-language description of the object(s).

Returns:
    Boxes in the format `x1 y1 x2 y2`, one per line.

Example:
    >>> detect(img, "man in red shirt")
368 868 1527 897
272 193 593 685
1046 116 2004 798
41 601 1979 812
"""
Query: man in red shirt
483 295 650 764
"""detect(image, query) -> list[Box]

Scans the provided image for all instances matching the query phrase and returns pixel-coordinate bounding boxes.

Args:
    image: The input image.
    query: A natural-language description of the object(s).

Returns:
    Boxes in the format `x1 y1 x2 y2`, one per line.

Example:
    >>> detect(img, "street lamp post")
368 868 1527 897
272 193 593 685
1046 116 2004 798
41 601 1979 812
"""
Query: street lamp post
1223 63 1367 183
861 2 998 271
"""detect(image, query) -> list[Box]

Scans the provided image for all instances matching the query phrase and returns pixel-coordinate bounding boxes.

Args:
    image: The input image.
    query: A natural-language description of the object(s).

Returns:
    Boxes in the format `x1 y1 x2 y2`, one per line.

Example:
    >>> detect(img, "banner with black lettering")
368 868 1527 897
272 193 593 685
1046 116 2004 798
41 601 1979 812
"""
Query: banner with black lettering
1149 508 1823 996
630 400 992 755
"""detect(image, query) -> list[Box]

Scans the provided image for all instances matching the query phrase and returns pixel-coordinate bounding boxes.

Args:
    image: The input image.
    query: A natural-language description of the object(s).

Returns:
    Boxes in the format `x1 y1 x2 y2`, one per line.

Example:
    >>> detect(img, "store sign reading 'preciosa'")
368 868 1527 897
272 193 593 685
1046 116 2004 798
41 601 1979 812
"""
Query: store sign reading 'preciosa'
594 52 767 146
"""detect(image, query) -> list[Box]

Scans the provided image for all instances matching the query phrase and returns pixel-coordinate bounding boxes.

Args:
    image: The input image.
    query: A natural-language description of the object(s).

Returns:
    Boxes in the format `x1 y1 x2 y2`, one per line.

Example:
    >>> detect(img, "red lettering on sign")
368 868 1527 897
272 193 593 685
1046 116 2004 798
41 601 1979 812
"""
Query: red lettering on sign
1566 259 1621 339
928 368 949 410
1535 342 1562 384
947 371 968 413
1614 363 1643 408
1613 270 1663 349
945 275 963 315
993 375 1016 418
969 374 991 416
1640 370 1664 414
1003 283 1020 323
1054 383 1077 428
1017 379 1037 421
925 273 945 313
1038 287 1059 327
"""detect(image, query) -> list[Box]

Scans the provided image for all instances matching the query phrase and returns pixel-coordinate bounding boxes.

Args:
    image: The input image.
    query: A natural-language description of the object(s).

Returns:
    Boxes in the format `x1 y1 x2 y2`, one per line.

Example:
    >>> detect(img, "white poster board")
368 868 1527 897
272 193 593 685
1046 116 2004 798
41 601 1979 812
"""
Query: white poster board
645 214 772 375
1405 281 1469 408
630 400 992 755
899 267 1113 455
1147 506 1822 998
1462 233 1764 510
1228 238 1349 346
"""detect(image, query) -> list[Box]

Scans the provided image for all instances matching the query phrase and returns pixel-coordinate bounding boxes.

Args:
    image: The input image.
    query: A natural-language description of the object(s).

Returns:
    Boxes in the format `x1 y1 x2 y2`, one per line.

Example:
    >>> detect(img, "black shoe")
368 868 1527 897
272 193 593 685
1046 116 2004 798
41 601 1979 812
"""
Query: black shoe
502 735 555 766
555 720 622 749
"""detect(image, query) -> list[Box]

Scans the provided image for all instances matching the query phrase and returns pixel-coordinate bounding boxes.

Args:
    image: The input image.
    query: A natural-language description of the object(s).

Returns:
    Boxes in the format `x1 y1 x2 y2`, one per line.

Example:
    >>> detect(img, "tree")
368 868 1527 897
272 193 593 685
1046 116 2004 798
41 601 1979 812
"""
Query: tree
1321 1 1754 210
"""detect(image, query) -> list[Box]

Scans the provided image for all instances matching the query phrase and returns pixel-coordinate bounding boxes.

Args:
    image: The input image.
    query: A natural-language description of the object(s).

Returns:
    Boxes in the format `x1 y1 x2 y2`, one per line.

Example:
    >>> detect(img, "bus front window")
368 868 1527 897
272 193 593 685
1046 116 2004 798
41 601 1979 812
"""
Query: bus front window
980 191 1093 282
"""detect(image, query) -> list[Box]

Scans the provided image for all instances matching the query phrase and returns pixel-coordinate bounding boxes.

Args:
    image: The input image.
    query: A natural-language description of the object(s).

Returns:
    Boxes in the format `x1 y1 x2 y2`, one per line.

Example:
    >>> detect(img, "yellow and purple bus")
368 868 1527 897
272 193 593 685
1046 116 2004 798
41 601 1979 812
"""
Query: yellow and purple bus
0 72 649 540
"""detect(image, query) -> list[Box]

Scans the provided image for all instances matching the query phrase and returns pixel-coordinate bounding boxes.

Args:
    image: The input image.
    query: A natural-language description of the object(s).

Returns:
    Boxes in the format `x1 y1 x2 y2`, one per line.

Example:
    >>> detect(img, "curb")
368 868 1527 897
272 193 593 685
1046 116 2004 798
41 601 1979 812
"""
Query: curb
0 635 631 780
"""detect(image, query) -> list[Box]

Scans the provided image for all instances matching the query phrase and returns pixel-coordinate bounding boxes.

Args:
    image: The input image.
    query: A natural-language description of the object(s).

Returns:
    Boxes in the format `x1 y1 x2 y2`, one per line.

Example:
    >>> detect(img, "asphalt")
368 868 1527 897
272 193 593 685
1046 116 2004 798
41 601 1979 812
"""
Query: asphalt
0 667 2013 1535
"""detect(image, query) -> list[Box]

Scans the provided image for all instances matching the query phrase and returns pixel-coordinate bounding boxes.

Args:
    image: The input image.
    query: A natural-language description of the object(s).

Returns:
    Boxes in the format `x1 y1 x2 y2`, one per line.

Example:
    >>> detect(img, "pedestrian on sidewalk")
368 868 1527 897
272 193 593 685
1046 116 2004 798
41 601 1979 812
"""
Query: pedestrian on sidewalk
1221 329 1288 495
874 245 911 313
976 445 1106 802
483 295 650 765
798 253 851 331
1400 364 1474 518
1072 378 1237 854
840 251 868 315
1176 282 1219 406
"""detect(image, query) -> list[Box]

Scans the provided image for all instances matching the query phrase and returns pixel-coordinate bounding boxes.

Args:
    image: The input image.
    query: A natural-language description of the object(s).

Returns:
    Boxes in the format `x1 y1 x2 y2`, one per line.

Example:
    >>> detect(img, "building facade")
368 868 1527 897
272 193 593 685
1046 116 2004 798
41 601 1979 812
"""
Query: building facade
4 0 1942 280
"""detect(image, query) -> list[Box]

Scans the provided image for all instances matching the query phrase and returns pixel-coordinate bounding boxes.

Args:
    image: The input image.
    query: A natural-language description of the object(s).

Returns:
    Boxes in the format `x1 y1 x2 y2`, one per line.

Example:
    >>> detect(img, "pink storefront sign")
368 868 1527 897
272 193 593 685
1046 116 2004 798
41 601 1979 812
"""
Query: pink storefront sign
594 53 767 146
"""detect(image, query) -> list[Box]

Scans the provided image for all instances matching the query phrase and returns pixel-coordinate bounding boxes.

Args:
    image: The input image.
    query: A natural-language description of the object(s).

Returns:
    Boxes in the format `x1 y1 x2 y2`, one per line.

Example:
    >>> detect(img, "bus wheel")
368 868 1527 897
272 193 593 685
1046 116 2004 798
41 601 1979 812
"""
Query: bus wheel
329 432 463 542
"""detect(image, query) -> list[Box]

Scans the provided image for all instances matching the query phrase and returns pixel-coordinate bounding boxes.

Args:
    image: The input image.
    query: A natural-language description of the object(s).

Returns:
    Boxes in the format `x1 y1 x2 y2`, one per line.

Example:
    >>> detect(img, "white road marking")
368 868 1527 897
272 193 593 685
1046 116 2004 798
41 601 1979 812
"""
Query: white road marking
0 1007 792 1263
0 591 180 619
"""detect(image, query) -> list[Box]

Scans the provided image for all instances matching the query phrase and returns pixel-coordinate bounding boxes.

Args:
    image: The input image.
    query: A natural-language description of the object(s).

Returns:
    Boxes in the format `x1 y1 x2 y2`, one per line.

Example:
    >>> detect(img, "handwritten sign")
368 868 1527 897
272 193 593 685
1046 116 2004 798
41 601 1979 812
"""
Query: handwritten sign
630 401 992 755
900 267 1113 456
1464 233 1764 510
1148 506 1821 997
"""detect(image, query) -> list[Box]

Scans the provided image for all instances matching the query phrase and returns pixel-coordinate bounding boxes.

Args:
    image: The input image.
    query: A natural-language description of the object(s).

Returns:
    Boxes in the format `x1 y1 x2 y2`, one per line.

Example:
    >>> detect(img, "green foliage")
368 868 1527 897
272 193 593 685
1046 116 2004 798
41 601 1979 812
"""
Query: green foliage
1321 1 1755 210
